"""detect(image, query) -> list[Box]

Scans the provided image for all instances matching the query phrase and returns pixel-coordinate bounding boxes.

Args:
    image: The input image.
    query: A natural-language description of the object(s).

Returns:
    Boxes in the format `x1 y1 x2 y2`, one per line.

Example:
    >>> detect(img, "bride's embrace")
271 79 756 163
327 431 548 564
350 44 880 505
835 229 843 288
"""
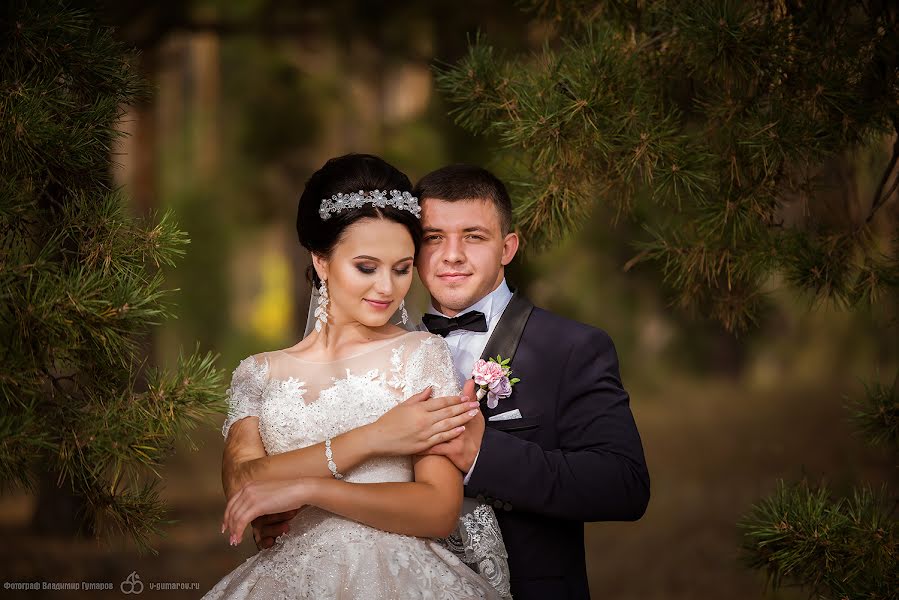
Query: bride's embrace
204 154 508 599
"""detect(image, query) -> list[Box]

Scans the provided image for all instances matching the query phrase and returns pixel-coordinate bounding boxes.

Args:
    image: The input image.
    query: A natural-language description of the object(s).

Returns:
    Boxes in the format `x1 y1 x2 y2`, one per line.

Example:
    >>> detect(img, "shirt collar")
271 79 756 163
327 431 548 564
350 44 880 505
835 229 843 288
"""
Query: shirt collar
427 278 513 324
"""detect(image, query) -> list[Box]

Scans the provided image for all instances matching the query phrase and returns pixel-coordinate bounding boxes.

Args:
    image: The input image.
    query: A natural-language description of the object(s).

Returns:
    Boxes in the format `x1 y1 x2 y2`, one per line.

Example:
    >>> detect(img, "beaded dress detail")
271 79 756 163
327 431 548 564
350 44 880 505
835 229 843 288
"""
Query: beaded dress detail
204 331 510 600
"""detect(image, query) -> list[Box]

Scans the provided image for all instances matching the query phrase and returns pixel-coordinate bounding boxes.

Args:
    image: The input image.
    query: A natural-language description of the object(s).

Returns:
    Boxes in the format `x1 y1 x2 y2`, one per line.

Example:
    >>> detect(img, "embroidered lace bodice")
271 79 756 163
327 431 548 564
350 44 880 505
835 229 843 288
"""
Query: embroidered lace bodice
205 331 511 600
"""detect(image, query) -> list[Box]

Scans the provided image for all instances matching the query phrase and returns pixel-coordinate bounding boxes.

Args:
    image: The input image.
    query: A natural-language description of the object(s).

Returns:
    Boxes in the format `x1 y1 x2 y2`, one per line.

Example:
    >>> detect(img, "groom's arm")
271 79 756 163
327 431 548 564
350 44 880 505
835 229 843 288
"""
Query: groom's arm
465 329 650 522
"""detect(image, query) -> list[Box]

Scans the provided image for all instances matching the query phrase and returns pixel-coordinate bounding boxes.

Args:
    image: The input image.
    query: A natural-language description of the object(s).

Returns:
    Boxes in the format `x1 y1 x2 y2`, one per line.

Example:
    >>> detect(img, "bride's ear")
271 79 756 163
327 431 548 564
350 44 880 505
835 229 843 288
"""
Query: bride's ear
311 253 329 283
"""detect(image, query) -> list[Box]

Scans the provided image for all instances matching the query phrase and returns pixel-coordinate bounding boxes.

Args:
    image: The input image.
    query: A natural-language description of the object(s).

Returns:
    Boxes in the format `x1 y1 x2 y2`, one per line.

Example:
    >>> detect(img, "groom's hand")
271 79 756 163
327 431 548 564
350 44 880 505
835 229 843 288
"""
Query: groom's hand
251 510 299 550
424 380 485 473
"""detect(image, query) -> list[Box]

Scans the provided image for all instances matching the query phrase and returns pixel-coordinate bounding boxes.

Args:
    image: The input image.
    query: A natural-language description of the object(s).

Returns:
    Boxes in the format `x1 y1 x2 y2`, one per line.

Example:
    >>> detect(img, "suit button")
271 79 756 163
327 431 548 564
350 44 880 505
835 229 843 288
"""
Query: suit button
485 496 494 504
493 499 503 509
503 502 512 512
476 494 485 503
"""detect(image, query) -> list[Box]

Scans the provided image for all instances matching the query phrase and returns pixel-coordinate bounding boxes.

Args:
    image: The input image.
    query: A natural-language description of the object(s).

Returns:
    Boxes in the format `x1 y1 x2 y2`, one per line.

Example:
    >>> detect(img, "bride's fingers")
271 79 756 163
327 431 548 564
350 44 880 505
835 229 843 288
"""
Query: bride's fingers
225 490 252 538
425 426 465 448
223 487 246 532
231 503 262 544
429 411 476 438
429 401 479 426
401 386 432 405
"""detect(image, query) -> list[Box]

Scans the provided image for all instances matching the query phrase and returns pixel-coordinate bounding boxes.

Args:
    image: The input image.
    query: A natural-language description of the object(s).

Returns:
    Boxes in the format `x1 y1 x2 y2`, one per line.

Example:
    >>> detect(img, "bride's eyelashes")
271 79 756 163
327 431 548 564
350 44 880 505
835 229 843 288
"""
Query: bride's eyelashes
354 264 412 276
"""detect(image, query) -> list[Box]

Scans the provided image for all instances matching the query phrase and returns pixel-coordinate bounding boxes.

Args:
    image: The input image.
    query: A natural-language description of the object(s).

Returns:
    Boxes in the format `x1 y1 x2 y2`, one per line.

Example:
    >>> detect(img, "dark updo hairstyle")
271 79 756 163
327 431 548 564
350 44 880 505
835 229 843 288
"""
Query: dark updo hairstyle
296 154 422 286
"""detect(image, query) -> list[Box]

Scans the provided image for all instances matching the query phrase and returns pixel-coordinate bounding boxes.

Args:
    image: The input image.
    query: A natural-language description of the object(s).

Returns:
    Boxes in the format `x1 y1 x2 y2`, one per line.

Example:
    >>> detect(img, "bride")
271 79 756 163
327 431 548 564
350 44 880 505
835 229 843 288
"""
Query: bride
204 154 510 599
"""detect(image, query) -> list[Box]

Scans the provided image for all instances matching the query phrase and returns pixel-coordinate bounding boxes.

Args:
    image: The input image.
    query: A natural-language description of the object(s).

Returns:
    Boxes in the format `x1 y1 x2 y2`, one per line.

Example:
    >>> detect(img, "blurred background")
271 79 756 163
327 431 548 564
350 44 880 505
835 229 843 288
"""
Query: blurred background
1 1 895 598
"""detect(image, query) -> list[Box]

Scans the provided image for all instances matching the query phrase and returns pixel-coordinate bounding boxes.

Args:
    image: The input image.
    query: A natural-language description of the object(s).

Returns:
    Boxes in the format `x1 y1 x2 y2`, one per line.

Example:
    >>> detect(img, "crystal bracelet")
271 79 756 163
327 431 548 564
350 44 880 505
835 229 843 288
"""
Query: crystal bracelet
324 438 343 480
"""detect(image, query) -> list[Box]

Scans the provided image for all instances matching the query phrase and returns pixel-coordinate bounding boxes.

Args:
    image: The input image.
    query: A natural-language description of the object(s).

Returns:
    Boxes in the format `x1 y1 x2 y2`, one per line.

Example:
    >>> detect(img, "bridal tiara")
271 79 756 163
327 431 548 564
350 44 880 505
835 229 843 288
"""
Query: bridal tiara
319 189 421 220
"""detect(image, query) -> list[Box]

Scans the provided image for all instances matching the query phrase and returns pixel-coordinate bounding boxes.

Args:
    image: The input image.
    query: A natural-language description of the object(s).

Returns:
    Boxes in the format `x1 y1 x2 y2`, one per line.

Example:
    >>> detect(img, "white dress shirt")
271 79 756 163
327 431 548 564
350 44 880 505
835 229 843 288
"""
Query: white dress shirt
424 279 514 484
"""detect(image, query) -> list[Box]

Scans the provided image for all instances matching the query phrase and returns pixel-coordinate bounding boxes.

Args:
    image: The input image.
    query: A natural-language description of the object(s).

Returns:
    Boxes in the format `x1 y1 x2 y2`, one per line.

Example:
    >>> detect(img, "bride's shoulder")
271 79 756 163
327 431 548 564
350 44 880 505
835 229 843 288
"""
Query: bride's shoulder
238 351 272 366
401 330 445 348
224 352 273 392
399 331 452 361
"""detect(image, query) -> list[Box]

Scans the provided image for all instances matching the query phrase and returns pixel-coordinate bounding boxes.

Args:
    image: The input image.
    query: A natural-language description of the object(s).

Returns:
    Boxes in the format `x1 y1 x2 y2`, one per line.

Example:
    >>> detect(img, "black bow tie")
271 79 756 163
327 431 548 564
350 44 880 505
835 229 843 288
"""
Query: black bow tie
422 311 488 337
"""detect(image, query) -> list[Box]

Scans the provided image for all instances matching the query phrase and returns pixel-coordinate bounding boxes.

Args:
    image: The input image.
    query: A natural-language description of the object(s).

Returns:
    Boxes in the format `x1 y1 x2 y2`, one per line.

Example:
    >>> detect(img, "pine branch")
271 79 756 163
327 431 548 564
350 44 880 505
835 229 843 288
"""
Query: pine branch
0 0 227 549
740 481 898 599
849 373 899 450
866 118 899 224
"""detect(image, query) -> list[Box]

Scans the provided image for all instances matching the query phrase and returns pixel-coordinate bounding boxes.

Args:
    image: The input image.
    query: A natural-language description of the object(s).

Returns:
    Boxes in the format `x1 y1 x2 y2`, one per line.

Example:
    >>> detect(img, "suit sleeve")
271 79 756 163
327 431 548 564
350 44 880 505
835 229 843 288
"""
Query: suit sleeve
465 329 650 521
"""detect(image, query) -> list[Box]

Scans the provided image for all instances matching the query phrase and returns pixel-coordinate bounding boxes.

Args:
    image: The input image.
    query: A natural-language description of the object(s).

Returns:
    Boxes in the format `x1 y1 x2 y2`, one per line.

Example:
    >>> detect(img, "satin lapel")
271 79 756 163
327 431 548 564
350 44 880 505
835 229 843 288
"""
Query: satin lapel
478 292 534 418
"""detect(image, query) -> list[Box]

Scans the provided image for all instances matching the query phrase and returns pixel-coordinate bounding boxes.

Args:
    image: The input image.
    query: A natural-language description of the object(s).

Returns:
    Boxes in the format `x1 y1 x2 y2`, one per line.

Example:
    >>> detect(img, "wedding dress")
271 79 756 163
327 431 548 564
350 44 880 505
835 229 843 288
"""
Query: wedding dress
203 331 510 600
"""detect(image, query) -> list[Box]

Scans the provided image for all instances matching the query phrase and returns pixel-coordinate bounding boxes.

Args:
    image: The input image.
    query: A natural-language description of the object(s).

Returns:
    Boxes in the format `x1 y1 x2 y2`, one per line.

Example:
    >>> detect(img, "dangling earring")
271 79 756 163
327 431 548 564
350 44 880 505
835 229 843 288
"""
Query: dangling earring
315 279 329 332
400 299 409 325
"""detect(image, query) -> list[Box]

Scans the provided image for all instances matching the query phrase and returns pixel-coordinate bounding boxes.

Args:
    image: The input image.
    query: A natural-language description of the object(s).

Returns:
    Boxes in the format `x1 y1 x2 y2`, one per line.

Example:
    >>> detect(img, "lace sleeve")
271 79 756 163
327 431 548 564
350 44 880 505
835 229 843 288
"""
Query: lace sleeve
402 335 461 398
222 355 269 440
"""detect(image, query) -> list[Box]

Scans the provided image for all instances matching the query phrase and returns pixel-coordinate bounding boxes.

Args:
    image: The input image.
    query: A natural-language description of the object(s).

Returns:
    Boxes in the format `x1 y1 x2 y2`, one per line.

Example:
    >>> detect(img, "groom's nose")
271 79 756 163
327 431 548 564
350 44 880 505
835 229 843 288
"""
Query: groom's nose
441 236 466 264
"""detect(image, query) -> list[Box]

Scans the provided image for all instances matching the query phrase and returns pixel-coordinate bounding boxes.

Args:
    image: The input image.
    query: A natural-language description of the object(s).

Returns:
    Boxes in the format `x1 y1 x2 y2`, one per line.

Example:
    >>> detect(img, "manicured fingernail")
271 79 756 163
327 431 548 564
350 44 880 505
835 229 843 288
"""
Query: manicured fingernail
221 523 225 534
460 396 470 403
468 402 480 409
468 409 478 416
458 426 466 432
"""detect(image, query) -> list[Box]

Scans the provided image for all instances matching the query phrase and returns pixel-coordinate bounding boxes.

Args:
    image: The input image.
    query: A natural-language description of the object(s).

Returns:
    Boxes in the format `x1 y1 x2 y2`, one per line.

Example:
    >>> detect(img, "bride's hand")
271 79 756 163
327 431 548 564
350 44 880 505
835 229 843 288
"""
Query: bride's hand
367 380 480 456
223 479 310 545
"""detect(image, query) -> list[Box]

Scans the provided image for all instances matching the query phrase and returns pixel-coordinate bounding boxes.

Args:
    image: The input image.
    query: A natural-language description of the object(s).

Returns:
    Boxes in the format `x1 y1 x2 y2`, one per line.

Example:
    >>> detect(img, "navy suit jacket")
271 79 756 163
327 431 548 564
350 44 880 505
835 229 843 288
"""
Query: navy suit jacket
465 293 650 600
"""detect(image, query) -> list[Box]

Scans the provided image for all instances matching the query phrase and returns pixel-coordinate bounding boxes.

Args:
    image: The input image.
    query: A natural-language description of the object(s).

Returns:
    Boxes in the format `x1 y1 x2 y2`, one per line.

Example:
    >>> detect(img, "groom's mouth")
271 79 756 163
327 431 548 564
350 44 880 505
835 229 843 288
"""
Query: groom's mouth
363 298 393 310
437 273 471 283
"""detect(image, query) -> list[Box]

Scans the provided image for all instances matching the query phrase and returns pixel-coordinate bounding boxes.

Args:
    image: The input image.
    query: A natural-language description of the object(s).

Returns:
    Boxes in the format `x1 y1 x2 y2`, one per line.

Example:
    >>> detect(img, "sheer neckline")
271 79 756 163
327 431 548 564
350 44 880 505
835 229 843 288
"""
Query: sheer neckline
274 330 420 365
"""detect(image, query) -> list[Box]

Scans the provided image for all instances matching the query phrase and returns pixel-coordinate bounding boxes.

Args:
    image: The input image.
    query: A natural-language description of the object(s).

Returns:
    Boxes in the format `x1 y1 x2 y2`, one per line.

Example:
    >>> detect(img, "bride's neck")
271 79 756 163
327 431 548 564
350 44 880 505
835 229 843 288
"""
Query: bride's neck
322 321 379 346
312 314 398 353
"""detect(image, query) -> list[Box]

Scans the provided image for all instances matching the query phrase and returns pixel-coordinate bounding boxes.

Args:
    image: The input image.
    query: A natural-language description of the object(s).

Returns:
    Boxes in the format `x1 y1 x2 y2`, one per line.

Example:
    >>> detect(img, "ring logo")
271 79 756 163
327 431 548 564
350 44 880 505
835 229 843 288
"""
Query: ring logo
120 571 144 594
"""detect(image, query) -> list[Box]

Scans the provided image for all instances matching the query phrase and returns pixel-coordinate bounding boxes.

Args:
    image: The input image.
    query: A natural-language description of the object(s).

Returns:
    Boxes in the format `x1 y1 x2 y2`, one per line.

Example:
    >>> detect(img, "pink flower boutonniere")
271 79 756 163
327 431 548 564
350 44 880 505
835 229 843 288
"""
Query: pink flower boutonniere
471 355 521 409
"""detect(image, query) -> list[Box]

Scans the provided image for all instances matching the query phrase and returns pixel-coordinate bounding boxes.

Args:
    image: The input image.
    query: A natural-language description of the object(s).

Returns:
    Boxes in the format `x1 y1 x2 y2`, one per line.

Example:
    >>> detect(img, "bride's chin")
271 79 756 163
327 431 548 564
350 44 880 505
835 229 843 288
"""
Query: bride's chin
357 315 392 328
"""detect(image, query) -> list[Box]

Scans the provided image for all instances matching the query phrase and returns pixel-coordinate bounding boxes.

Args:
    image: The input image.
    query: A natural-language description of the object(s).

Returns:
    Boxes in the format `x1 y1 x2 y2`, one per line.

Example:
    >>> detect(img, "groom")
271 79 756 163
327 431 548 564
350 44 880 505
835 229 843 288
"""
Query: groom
232 164 649 599
412 164 649 599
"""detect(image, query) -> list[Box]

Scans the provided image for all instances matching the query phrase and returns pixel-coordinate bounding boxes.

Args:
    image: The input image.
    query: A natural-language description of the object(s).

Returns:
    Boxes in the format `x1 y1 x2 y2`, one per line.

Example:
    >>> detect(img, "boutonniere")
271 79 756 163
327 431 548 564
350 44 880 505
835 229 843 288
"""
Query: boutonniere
471 355 521 409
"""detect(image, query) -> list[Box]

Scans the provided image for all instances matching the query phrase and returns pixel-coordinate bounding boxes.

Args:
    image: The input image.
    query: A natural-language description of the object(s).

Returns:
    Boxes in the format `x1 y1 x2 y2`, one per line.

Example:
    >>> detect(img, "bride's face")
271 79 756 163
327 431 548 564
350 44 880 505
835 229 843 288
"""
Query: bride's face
313 217 415 329
416 198 518 317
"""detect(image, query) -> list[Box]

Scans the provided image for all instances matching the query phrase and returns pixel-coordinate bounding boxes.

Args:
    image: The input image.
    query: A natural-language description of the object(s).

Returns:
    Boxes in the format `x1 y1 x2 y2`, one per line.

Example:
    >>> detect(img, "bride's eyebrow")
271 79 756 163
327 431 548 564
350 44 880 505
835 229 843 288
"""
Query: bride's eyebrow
353 255 414 263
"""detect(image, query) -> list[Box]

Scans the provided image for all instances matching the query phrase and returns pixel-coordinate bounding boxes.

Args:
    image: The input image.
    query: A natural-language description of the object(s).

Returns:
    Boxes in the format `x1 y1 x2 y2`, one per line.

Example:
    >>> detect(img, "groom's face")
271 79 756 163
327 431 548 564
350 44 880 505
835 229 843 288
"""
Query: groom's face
417 198 518 317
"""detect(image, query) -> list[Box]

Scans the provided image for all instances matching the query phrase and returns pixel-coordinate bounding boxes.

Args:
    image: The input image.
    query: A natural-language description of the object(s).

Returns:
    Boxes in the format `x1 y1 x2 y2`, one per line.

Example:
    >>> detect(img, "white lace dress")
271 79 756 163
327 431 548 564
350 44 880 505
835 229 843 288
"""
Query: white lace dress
203 331 511 600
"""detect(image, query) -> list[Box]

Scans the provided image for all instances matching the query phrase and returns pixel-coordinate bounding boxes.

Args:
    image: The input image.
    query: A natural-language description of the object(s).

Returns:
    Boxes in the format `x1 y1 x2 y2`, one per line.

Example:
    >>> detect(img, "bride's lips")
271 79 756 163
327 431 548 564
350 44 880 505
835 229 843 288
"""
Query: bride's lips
364 298 393 310
437 273 471 283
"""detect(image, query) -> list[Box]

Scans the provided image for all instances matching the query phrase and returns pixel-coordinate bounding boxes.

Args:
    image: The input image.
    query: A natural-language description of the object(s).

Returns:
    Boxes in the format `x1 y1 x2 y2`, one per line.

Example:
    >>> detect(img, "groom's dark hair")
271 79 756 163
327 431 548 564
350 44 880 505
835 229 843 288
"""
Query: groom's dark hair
413 164 513 235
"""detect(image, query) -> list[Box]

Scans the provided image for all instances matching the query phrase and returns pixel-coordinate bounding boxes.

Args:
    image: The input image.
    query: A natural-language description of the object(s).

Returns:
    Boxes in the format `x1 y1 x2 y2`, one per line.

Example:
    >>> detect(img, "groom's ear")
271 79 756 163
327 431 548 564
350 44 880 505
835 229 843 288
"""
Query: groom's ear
500 232 519 266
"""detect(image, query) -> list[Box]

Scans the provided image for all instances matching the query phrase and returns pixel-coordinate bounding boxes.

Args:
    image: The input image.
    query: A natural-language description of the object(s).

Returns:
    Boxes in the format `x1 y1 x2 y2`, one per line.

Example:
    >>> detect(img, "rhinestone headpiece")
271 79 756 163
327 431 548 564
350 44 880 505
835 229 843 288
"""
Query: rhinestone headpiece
319 189 421 221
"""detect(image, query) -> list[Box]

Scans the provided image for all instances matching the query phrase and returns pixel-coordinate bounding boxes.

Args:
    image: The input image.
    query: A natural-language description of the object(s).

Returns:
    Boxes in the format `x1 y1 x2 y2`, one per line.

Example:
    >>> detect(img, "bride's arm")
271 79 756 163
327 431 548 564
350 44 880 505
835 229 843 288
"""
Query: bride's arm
222 385 477 497
223 416 378 497
224 454 462 542
304 455 462 537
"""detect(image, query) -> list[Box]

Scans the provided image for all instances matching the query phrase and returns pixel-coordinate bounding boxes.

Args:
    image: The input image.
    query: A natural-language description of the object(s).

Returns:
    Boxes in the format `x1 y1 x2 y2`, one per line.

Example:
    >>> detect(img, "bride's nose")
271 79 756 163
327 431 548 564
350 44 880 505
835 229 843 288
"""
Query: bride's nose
372 271 393 296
